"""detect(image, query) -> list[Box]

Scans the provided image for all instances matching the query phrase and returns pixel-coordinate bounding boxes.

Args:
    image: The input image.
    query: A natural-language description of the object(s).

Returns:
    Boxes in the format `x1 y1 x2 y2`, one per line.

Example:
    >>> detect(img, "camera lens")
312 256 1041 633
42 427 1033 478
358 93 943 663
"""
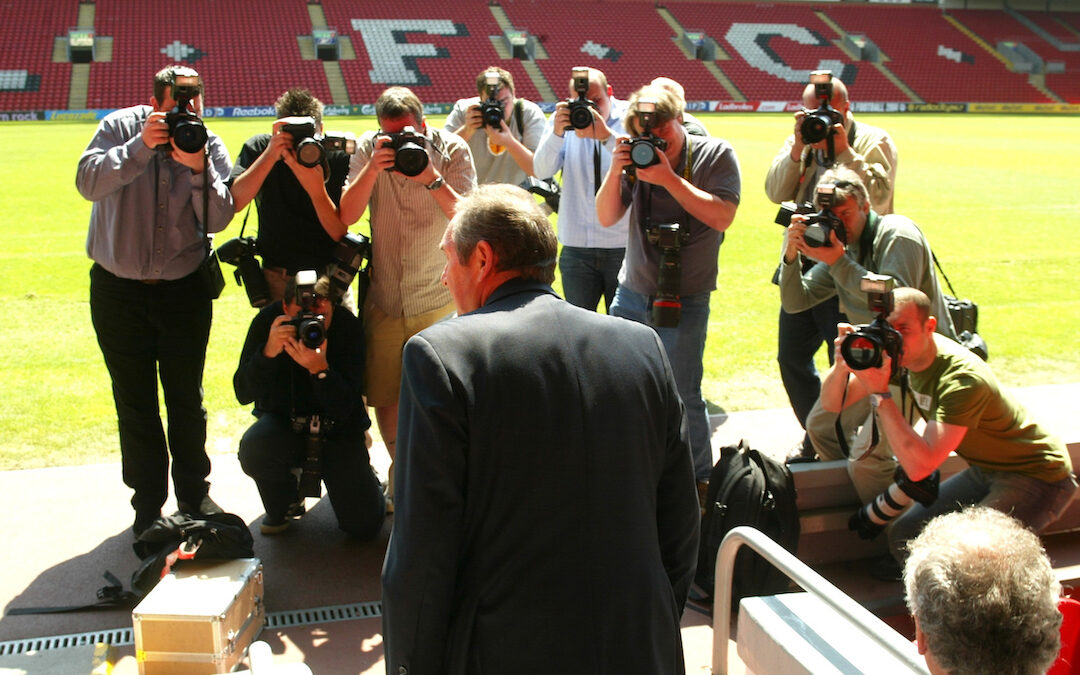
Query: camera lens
568 102 594 130
800 114 831 145
840 333 882 370
629 140 657 168
171 117 207 153
295 137 324 168
394 143 429 177
297 318 326 349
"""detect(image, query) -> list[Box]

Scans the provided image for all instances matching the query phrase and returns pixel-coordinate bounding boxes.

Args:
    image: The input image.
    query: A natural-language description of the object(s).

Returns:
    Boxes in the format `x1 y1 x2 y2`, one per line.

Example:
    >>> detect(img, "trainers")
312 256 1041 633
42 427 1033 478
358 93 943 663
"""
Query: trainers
260 516 291 535
133 509 161 538
177 494 224 516
784 441 819 465
285 500 306 519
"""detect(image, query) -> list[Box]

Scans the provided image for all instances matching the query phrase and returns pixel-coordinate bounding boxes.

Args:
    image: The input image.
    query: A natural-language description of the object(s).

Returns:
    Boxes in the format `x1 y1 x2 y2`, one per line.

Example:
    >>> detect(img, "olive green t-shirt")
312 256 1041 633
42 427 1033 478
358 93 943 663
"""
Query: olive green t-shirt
906 334 1071 483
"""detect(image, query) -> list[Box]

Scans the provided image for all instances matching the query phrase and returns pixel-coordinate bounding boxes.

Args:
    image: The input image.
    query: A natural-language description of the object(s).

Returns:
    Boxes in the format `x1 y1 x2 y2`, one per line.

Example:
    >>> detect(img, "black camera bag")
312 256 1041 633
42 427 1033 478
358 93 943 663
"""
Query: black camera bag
933 253 988 361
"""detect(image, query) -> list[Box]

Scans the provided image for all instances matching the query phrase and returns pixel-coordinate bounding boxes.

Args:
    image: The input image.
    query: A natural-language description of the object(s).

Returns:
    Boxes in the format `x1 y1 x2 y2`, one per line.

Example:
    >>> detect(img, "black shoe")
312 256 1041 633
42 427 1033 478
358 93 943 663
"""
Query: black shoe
784 442 819 464
177 494 224 516
133 509 161 538
260 515 290 535
285 500 306 519
870 554 904 582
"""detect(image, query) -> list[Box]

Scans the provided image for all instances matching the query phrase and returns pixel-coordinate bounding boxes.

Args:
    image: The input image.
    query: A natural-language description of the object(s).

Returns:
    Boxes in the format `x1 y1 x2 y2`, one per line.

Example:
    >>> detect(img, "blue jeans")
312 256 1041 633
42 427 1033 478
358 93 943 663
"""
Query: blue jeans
888 465 1078 561
559 246 624 313
778 298 845 445
611 285 713 482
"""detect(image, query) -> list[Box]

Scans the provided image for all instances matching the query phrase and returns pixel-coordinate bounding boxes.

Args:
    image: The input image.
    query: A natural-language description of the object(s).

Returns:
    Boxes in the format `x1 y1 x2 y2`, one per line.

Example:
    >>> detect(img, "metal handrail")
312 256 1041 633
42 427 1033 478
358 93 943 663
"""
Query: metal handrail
711 526 929 675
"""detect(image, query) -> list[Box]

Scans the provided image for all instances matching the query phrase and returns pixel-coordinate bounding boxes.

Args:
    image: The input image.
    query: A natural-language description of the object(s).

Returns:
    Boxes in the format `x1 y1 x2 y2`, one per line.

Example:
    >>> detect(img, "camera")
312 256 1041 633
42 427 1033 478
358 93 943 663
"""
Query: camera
849 465 939 540
520 176 561 213
775 183 844 248
800 70 844 146
326 232 372 304
284 270 327 349
622 98 668 176
840 274 903 373
566 67 596 131
164 74 207 153
279 116 357 168
480 70 504 129
647 222 691 328
378 126 429 177
291 414 333 498
216 235 271 307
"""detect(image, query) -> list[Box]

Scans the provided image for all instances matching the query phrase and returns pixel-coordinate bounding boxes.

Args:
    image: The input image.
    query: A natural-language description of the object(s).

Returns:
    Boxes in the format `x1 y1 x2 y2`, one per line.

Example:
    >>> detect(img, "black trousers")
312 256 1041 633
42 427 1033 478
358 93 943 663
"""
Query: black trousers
777 296 846 432
90 263 212 516
238 414 386 539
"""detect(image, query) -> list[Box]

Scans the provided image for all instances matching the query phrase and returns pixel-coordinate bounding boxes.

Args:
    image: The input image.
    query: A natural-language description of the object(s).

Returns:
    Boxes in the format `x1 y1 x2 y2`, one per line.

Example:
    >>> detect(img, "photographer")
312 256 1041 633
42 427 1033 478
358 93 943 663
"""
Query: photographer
596 85 741 493
446 67 546 186
765 74 898 464
780 167 954 502
533 67 629 312
337 87 476 505
76 65 233 537
227 88 354 309
233 273 385 538
821 289 1074 566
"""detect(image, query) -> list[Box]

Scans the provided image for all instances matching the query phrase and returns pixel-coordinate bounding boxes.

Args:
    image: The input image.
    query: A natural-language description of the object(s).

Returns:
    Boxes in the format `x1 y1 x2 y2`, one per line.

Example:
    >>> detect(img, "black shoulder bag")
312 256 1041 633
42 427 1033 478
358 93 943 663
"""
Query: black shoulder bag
195 148 226 299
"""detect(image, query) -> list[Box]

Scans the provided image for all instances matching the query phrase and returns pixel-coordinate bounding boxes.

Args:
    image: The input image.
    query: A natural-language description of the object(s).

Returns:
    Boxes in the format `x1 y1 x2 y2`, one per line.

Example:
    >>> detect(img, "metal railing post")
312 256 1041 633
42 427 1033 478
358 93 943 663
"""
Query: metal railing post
711 526 928 675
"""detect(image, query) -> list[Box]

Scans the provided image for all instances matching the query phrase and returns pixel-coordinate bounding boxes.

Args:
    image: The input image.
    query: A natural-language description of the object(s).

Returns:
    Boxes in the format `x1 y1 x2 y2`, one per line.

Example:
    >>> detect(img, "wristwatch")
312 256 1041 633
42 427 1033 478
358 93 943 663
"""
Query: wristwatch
869 391 892 408
425 176 445 191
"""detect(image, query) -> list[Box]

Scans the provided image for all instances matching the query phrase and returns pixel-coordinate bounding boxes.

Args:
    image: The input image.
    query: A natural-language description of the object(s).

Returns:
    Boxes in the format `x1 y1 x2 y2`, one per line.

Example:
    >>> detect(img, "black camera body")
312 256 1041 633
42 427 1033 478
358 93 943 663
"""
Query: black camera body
841 274 903 373
378 126 429 177
291 414 333 498
566 67 596 131
622 97 667 176
647 222 691 328
775 183 845 248
280 116 357 169
800 70 845 146
327 232 372 304
216 235 271 307
164 75 207 153
285 269 326 349
520 176 561 213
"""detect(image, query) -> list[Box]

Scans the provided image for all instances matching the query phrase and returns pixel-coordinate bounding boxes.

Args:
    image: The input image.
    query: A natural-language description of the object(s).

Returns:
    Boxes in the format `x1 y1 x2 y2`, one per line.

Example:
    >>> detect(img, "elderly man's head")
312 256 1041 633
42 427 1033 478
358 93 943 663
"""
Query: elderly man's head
904 507 1062 675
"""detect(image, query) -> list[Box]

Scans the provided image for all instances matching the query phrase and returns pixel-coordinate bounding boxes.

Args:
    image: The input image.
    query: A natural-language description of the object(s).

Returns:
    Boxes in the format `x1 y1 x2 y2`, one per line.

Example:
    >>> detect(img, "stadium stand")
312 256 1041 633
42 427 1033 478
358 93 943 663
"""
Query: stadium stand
88 0 331 109
321 0 543 106
952 9 1080 103
666 2 904 102
0 1 78 111
824 4 1049 103
499 0 717 102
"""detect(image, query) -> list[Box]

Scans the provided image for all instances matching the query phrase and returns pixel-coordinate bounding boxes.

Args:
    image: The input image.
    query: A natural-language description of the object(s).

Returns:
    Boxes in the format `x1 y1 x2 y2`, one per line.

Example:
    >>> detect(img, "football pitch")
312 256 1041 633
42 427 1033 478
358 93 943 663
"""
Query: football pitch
0 112 1077 469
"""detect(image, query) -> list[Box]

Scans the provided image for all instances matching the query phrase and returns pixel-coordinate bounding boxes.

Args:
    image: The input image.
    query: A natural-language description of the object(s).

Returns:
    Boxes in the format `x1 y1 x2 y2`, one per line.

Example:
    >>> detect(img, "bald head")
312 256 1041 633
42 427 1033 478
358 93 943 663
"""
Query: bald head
802 77 849 116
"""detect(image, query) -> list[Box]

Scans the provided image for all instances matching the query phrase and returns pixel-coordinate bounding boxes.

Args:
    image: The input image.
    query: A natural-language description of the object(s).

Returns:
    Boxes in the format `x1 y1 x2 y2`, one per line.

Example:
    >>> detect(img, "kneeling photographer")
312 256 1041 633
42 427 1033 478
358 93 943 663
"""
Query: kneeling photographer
821 287 1074 571
233 272 385 539
227 88 358 311
596 85 741 494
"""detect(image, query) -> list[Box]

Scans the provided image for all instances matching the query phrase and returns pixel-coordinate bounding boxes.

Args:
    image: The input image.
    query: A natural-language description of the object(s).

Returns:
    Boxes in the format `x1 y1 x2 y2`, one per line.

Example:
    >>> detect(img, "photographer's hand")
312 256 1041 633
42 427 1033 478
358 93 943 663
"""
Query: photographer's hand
455 105 484 142
284 337 330 375
575 106 612 141
263 314 293 359
832 323 856 373
792 220 845 266
551 102 570 138
633 148 677 188
783 217 807 264
849 353 892 395
790 109 808 161
141 111 170 150
609 135 632 176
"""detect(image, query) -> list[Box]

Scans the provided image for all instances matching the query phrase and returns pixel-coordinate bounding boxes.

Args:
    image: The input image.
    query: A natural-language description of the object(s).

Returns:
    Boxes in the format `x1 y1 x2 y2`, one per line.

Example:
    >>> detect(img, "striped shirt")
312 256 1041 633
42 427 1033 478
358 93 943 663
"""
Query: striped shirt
347 126 476 317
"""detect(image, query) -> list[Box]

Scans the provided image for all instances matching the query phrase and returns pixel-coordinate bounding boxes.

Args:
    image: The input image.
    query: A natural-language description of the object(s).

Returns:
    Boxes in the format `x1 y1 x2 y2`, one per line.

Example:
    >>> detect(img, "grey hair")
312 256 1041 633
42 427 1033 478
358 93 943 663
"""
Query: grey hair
817 166 869 211
450 184 557 284
904 506 1062 675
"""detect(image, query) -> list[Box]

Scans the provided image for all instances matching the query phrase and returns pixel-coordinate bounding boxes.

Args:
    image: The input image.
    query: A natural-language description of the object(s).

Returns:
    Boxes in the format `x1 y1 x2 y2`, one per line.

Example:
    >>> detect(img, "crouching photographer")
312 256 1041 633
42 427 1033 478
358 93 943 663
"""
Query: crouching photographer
233 271 385 538
596 84 741 494
821 287 1075 573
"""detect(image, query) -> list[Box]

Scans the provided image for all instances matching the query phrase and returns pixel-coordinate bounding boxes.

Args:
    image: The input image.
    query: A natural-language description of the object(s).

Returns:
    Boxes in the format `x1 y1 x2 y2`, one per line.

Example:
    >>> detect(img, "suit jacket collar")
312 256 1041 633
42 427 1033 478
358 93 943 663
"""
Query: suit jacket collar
480 277 558 310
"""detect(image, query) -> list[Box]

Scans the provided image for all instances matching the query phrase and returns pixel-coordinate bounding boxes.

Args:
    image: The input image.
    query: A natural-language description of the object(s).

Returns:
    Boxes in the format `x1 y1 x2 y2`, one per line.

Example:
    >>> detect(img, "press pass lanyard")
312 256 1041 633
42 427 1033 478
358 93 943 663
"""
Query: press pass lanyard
638 137 695 230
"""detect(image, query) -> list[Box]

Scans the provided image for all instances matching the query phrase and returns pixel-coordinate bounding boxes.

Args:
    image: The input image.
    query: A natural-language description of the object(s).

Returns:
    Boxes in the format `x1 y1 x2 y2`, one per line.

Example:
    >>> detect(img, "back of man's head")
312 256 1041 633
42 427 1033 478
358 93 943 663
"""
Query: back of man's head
376 87 423 124
452 184 557 284
276 88 323 127
904 507 1062 675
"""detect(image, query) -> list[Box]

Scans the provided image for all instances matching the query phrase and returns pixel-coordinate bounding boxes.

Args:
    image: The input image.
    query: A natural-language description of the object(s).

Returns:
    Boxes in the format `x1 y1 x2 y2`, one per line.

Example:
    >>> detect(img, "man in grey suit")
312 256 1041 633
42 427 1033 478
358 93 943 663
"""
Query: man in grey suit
382 184 700 675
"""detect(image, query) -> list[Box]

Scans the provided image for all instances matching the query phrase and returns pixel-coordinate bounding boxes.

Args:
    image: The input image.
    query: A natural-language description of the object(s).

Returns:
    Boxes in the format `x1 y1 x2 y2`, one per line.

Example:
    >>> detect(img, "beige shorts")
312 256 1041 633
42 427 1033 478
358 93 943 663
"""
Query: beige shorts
364 297 455 407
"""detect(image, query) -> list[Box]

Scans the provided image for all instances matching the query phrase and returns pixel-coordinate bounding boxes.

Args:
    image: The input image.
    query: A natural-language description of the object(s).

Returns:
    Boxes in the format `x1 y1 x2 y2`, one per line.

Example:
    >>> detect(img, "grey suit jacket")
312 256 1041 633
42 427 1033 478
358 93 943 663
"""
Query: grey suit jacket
382 278 699 675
